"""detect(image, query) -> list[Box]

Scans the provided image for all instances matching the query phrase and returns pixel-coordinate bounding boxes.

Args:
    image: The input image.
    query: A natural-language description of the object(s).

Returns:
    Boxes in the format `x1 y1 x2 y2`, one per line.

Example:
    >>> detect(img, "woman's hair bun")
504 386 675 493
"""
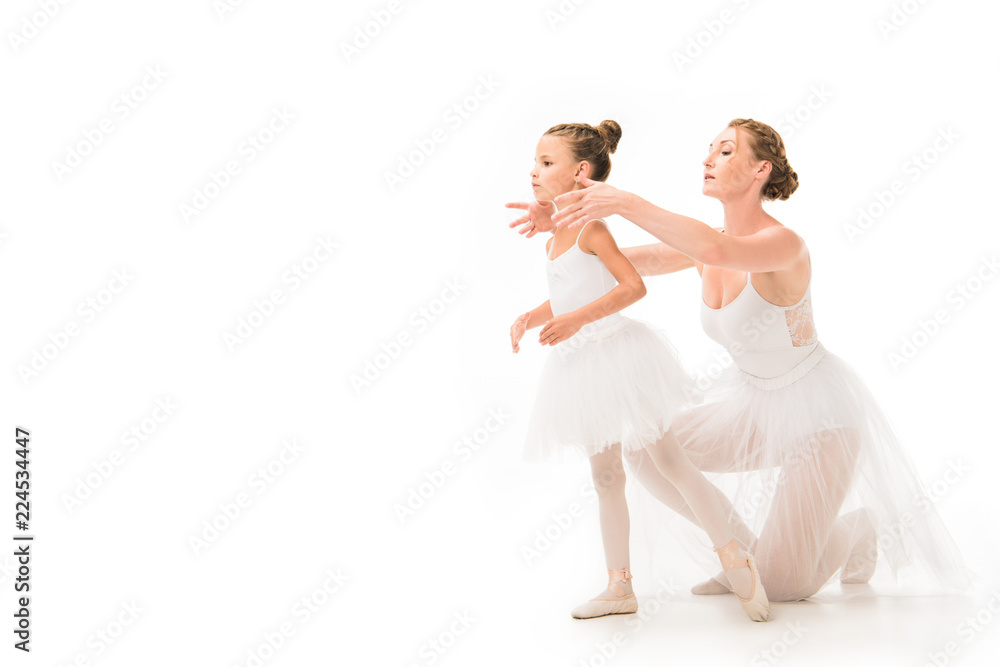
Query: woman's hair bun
728 117 799 201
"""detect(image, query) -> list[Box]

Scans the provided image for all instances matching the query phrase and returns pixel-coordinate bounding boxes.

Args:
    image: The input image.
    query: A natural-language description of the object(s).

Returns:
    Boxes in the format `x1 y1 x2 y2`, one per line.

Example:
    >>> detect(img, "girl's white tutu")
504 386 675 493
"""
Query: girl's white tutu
522 315 692 464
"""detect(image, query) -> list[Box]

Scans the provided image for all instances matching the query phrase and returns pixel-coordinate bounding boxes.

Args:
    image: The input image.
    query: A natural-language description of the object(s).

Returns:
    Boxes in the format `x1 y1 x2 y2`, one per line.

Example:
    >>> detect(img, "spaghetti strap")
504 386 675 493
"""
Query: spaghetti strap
571 219 602 254
577 218 601 237
548 219 605 262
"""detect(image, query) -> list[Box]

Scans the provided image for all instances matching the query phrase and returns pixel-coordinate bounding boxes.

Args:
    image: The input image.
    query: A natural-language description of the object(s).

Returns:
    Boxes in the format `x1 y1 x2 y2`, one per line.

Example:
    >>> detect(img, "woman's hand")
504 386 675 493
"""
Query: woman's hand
510 312 530 353
506 200 556 238
538 312 584 347
552 176 626 229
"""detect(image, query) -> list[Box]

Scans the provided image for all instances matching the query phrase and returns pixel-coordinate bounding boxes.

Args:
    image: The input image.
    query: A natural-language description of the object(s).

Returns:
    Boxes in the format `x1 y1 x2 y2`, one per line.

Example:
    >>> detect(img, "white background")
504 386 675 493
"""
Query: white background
2 0 999 665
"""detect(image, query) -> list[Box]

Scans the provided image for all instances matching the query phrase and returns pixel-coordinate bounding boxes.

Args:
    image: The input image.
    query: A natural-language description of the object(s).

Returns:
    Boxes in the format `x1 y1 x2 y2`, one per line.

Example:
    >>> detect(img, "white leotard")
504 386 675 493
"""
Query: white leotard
546 219 626 340
700 271 823 386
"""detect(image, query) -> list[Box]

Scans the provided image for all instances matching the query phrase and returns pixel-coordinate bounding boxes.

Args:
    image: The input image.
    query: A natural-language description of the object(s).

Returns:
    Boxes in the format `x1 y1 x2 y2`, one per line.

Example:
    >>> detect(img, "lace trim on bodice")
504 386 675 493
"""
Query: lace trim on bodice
785 296 818 347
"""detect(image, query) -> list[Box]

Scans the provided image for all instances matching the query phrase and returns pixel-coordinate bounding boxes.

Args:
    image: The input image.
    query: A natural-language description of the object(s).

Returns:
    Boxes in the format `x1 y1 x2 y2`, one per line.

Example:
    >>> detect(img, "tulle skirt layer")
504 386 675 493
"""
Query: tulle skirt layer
522 316 692 464
638 342 973 599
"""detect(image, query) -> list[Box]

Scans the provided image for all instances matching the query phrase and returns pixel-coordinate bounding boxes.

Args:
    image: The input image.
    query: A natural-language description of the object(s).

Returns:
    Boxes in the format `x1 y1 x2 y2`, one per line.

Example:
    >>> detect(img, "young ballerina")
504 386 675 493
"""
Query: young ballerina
509 120 770 621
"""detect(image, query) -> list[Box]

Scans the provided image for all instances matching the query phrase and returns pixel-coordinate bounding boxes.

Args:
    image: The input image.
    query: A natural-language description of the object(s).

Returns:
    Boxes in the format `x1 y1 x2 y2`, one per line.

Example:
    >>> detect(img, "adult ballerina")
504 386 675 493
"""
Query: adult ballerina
507 118 971 601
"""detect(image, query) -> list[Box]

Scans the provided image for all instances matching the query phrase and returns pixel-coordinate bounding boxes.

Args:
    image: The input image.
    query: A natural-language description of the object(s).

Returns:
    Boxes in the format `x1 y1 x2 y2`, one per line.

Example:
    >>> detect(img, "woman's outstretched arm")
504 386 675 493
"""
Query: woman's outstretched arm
553 177 805 274
505 199 697 276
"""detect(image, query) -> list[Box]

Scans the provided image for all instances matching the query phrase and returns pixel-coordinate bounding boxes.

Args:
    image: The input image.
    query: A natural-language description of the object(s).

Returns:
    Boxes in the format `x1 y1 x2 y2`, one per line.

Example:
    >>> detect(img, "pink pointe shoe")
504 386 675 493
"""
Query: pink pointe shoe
715 539 770 622
570 567 638 619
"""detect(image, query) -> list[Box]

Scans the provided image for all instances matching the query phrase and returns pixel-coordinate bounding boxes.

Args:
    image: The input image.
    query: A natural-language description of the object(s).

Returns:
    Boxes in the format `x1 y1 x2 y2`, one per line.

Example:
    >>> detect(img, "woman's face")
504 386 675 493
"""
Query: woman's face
702 126 767 201
530 134 586 202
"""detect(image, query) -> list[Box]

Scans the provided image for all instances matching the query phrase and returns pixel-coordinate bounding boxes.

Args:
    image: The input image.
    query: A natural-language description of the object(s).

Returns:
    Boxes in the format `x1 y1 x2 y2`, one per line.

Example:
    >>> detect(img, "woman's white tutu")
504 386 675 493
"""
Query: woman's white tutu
629 342 973 600
522 316 693 464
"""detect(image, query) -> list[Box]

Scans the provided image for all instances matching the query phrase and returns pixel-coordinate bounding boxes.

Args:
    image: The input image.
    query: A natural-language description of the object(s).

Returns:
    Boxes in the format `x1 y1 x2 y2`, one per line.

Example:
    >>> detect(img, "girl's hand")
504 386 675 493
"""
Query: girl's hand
510 312 530 353
552 176 624 229
538 313 584 346
506 200 556 238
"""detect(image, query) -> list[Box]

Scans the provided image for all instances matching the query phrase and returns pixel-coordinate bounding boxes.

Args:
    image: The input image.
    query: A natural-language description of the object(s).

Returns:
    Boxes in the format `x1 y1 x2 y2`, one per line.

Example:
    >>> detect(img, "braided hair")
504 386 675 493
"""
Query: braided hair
544 120 622 182
728 118 799 201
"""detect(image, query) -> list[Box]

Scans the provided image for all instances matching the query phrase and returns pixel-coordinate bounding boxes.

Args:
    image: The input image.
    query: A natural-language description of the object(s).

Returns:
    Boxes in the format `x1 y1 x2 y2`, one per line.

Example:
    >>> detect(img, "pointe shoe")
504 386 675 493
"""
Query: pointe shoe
840 509 877 584
715 539 770 622
570 567 638 619
691 573 732 595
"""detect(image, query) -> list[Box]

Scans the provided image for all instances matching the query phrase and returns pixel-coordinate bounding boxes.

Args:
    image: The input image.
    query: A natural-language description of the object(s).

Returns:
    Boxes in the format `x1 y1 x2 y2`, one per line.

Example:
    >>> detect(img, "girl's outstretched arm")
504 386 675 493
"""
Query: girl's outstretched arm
538 220 645 347
507 199 697 276
506 200 556 237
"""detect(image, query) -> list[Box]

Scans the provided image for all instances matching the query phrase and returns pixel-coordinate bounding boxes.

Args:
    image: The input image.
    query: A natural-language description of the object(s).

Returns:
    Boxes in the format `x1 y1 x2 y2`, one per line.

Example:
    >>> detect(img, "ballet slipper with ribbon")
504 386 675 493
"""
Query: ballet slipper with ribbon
715 538 770 621
570 567 638 619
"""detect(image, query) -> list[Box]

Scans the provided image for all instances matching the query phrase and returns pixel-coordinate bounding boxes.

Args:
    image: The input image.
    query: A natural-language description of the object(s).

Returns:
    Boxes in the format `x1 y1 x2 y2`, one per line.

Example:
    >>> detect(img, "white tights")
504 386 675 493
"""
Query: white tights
621 412 865 601
588 429 754 600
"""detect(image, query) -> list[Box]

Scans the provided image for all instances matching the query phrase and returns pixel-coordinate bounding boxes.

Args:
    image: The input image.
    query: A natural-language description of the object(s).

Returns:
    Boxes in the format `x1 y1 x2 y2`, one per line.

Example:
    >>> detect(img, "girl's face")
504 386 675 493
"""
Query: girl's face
702 126 768 201
530 134 586 202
